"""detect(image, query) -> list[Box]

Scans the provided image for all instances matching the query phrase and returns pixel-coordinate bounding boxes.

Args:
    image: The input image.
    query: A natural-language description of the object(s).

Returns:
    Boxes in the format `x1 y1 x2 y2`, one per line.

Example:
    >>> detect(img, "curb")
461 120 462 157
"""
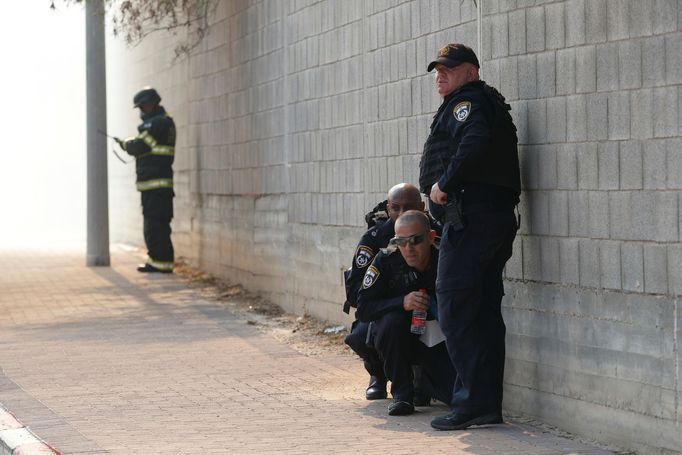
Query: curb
0 406 59 455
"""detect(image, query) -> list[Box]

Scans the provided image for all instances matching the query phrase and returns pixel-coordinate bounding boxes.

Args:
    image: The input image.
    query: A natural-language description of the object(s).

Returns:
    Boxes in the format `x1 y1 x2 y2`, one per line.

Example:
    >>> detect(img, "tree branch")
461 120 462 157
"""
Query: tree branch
53 0 218 58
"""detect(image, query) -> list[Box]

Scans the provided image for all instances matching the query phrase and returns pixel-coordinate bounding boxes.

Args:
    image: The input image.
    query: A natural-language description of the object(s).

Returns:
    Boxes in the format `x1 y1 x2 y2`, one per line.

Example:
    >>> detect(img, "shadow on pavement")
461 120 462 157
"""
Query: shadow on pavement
14 266 266 345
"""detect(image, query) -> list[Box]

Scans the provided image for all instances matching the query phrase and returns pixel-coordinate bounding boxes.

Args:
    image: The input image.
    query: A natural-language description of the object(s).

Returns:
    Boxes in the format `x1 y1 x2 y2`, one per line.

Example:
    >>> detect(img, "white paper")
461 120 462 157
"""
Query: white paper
419 319 446 347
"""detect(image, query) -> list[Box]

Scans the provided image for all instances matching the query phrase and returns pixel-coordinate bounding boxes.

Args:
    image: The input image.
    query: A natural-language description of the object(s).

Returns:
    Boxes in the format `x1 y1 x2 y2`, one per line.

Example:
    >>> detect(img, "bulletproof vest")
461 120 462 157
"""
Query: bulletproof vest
418 83 521 197
460 84 521 195
387 260 419 294
382 249 438 298
419 97 457 194
419 132 455 194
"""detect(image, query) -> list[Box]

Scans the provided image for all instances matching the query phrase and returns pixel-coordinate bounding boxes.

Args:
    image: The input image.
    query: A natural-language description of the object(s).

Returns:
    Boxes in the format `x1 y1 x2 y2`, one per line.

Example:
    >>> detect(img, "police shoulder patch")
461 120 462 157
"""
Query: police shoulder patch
453 101 472 122
355 246 374 268
362 265 380 289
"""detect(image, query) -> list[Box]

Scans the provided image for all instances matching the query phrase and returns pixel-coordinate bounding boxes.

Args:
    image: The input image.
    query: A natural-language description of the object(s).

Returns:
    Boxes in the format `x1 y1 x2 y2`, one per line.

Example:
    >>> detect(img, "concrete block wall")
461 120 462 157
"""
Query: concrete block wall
483 1 681 453
106 1 681 453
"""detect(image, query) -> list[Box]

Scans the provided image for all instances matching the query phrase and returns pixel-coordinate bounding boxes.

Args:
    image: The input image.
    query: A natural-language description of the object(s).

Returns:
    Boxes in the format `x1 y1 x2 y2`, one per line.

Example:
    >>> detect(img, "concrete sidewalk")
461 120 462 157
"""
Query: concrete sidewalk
0 245 617 454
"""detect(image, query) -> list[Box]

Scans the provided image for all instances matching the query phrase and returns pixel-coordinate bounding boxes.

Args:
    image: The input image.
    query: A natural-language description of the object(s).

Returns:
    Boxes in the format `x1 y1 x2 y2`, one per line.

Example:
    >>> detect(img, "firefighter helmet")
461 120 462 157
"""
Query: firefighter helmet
133 87 161 108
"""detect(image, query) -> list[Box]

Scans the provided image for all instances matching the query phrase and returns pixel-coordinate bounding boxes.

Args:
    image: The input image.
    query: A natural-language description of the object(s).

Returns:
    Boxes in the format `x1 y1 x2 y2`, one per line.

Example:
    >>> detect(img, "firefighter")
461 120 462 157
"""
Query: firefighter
115 87 176 273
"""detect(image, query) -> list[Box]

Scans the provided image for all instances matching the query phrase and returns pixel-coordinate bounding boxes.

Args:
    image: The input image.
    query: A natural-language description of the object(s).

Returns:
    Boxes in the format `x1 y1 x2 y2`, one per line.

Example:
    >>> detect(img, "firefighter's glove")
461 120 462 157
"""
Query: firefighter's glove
114 137 125 150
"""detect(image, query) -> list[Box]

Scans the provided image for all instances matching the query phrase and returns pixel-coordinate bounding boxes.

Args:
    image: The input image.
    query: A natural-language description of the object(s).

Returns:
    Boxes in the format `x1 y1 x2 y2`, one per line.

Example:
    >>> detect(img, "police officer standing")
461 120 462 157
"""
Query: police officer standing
344 183 435 401
356 210 455 416
115 87 176 273
419 44 521 430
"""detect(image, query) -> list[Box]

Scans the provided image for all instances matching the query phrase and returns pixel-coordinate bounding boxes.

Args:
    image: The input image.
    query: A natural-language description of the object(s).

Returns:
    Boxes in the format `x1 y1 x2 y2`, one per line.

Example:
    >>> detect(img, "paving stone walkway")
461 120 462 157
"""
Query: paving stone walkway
0 245 616 454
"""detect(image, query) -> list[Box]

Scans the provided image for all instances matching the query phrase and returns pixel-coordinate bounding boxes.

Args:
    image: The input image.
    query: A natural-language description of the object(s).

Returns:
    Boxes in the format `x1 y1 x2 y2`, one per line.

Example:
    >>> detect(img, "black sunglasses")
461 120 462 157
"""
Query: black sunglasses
389 234 426 247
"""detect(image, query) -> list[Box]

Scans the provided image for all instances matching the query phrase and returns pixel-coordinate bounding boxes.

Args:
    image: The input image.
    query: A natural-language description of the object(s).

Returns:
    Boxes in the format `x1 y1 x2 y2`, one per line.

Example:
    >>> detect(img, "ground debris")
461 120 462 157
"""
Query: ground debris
323 325 346 334
173 261 217 285
174 258 352 357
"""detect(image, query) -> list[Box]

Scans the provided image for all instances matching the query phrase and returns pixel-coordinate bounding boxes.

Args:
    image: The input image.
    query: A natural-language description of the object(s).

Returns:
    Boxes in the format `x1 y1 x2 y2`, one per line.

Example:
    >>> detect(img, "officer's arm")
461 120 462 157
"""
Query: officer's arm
437 95 493 194
344 235 377 310
356 256 405 323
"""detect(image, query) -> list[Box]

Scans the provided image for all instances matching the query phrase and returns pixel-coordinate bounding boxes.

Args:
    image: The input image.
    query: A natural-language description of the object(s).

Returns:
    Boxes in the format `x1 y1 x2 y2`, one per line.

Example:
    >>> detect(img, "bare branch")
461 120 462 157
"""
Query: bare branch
53 0 218 58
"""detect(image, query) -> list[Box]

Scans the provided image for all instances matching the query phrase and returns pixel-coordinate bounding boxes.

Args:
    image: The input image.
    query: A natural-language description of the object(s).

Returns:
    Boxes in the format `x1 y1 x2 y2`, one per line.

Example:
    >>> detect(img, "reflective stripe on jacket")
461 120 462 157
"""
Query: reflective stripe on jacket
137 130 175 156
136 178 173 191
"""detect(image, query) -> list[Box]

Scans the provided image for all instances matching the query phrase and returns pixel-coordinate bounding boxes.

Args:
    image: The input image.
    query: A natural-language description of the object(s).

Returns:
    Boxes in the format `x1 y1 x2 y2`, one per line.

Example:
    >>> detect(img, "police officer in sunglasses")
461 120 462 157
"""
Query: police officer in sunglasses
343 183 441 402
356 211 455 416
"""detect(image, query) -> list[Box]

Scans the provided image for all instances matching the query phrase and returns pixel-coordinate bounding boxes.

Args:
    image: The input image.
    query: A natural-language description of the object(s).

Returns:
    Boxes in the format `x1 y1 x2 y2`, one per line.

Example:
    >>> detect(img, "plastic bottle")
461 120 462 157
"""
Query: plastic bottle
410 288 427 335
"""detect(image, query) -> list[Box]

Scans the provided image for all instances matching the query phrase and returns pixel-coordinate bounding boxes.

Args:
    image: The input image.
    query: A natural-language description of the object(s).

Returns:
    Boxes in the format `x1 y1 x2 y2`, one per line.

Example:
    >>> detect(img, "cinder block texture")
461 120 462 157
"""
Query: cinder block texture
585 0 607 43
565 0 586 47
556 49 576 96
526 7 546 52
106 2 682 454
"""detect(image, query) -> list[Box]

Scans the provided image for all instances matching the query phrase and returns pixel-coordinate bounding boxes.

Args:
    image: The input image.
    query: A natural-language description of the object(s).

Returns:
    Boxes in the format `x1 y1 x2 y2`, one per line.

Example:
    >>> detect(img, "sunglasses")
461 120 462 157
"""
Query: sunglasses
389 234 426 247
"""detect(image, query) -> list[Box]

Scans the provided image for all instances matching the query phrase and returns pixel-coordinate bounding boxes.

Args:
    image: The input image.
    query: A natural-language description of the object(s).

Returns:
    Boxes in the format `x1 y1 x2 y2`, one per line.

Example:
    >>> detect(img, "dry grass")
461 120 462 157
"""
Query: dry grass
174 259 352 357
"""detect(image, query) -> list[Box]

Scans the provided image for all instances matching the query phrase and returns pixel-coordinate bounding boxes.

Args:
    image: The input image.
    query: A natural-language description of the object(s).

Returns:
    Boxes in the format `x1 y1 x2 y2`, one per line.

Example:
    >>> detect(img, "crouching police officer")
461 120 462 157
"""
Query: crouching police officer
356 211 455 416
344 183 433 401
421 44 520 430
115 87 176 273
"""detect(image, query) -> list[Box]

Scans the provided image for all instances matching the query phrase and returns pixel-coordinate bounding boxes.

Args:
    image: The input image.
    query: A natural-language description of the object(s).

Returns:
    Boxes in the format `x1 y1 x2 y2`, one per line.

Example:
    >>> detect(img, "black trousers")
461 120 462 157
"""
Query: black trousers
436 208 517 414
372 311 455 404
141 190 174 264
344 320 386 381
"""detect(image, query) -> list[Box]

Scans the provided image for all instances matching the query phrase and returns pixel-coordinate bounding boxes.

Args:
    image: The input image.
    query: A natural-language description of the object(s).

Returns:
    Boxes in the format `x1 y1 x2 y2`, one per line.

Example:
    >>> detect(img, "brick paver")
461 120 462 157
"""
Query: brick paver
0 245 616 454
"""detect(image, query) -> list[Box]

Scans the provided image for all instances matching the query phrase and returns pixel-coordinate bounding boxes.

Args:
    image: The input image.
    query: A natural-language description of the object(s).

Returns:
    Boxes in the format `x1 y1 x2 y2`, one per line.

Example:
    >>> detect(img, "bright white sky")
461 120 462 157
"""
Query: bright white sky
0 2 85 246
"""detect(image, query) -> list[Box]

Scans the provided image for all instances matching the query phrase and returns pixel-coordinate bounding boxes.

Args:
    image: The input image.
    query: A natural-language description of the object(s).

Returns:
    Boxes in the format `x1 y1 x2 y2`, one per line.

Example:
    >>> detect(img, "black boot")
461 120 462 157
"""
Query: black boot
136 263 172 273
431 411 503 430
365 375 388 400
388 399 414 416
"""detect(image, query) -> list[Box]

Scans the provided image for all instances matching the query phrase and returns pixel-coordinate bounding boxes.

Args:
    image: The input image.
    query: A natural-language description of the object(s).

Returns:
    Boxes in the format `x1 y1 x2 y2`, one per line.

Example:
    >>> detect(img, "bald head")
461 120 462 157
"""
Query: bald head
388 183 421 204
386 183 425 221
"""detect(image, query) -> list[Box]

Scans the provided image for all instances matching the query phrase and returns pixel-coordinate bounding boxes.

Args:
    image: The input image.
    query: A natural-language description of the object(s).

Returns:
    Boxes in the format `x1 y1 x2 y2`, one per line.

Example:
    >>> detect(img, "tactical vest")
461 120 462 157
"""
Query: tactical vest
387 264 420 295
460 84 520 195
380 248 438 299
418 132 455 194
418 82 521 198
418 96 457 194
364 199 389 229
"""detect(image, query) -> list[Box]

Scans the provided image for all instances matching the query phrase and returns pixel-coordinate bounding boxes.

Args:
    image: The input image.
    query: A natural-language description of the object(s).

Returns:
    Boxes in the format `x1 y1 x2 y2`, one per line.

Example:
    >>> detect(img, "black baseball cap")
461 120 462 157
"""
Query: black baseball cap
427 43 480 72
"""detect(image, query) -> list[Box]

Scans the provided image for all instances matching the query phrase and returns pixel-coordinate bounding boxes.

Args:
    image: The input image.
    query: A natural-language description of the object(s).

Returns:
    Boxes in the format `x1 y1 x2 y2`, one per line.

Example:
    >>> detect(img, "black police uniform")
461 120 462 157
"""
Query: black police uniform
356 246 454 405
121 105 176 272
344 217 442 387
343 219 397 387
420 80 520 416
